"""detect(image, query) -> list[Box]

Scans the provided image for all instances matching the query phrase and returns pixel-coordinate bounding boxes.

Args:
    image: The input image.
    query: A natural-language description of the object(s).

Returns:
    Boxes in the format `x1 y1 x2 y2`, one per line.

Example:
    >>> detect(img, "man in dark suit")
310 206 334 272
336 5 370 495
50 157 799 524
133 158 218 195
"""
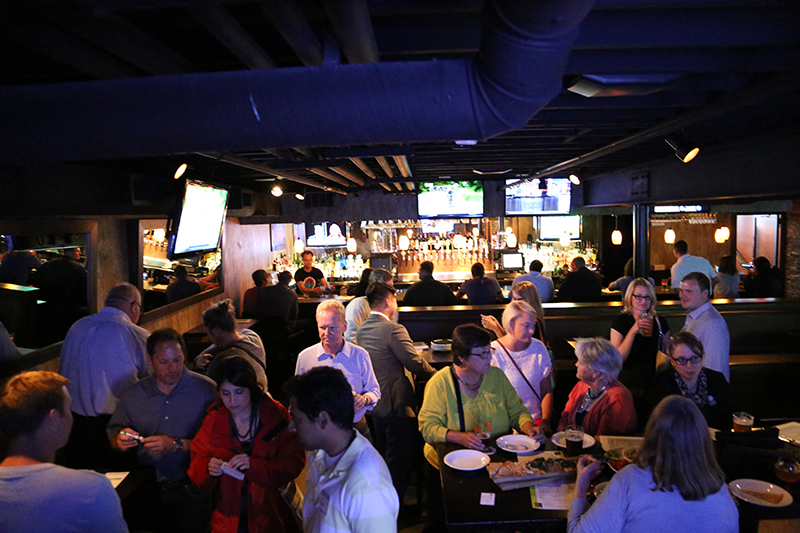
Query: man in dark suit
401 261 458 307
355 283 436 510
556 256 603 302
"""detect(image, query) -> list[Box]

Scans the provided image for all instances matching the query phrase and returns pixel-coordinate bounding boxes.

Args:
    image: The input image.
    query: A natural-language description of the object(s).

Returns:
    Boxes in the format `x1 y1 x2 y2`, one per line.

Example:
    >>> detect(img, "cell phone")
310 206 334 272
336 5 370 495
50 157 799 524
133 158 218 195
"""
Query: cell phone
120 430 144 442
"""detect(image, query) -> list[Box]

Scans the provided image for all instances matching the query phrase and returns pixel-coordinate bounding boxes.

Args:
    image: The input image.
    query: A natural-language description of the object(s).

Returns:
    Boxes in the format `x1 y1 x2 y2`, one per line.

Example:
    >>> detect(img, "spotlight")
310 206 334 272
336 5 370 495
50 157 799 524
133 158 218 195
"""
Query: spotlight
174 163 188 179
295 192 305 200
665 136 700 163
271 185 283 197
569 173 581 185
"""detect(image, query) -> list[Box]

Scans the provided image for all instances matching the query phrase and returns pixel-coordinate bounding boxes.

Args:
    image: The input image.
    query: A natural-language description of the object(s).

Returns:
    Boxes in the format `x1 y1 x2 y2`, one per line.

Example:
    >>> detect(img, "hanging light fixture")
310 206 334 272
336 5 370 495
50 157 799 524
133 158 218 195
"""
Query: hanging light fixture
294 238 304 254
347 237 357 253
611 215 622 245
664 229 676 244
665 136 700 163
714 227 730 244
398 235 410 251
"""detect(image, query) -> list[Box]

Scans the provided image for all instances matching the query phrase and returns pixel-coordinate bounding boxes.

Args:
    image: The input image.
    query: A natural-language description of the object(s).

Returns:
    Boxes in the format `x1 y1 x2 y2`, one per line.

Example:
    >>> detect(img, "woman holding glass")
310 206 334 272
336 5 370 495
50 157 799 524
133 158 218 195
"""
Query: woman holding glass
490 300 553 434
568 395 738 532
418 324 537 468
189 356 305 533
610 278 669 398
646 331 736 430
557 338 637 436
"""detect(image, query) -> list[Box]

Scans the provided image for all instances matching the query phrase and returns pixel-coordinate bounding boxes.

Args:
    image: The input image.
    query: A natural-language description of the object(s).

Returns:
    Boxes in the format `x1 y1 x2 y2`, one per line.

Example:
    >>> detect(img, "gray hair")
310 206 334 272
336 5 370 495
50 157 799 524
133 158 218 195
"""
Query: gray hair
104 283 140 309
575 337 623 385
316 299 346 323
502 300 536 335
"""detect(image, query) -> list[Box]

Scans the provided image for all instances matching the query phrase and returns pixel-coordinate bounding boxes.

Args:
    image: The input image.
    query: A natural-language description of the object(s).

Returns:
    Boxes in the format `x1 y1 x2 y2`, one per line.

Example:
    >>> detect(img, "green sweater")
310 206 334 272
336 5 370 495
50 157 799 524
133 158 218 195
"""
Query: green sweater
418 366 533 467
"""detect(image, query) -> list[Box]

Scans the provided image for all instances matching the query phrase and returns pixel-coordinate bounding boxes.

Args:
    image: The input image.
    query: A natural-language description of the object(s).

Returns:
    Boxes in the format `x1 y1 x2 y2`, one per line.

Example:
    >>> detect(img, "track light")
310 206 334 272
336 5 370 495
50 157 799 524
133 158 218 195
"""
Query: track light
665 136 700 163
569 173 581 185
295 192 305 200
271 185 283 197
174 163 189 179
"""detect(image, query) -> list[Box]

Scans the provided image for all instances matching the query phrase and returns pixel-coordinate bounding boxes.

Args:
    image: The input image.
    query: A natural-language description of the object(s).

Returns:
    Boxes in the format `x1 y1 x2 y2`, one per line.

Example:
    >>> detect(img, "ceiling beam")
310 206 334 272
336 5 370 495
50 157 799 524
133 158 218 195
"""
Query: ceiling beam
262 0 324 66
193 4 275 69
322 0 379 64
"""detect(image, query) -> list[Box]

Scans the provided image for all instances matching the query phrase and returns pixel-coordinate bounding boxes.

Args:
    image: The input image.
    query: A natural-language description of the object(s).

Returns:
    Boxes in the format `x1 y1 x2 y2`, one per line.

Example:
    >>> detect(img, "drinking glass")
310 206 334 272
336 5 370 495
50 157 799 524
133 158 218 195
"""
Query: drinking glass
774 457 800 486
732 412 754 432
565 425 584 456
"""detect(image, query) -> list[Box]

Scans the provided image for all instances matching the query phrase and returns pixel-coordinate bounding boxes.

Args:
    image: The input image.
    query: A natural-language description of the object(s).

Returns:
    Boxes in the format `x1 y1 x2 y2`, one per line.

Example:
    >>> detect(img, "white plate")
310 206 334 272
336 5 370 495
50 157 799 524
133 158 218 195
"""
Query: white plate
551 432 596 449
443 449 491 471
496 434 541 454
728 479 793 508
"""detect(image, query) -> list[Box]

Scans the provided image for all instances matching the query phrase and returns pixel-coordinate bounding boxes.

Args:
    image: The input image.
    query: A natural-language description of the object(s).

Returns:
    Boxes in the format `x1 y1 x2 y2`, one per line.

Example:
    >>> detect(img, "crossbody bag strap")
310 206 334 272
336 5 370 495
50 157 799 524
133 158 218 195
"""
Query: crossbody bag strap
231 343 267 371
496 340 541 402
449 366 466 433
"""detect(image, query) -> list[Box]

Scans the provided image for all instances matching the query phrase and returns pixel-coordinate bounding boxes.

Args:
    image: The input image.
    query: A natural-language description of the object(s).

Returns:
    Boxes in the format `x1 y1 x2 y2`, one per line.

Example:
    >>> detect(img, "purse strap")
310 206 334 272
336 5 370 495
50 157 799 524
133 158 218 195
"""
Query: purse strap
496 339 541 402
449 366 466 433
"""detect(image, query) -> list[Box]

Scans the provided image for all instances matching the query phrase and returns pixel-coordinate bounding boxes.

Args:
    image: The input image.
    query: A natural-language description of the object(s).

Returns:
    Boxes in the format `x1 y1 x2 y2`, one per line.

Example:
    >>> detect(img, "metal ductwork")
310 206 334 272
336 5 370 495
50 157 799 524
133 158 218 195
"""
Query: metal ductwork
0 0 595 164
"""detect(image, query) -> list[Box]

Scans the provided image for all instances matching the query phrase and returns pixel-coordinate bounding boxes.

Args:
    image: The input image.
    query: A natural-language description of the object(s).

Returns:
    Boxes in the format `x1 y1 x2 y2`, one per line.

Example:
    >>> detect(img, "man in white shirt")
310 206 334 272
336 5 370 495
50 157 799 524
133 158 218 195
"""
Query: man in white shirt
512 259 554 302
286 367 398 533
0 371 127 533
296 300 381 439
680 272 731 380
344 268 394 344
670 240 718 289
59 282 150 469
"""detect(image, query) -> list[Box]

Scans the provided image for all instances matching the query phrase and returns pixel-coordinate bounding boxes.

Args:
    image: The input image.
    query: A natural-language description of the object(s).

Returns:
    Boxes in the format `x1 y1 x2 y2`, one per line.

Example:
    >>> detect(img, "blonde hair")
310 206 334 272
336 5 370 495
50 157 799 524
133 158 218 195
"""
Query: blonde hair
317 299 346 323
511 281 546 339
502 300 536 337
636 395 725 500
623 278 656 315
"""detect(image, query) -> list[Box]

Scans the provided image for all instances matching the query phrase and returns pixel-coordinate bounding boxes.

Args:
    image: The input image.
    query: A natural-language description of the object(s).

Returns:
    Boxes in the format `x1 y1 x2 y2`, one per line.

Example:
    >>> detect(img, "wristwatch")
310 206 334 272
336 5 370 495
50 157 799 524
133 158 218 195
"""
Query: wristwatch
172 437 184 452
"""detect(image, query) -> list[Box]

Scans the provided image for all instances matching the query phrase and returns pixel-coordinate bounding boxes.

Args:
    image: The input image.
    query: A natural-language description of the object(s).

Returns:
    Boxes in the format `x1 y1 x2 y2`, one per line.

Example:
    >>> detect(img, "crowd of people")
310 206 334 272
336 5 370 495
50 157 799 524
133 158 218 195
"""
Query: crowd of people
0 240 749 532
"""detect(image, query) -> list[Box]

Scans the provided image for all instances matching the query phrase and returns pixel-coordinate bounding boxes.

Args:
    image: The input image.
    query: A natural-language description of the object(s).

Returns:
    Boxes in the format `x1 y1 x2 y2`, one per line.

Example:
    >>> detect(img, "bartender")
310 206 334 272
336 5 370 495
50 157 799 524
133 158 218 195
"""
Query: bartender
294 250 330 295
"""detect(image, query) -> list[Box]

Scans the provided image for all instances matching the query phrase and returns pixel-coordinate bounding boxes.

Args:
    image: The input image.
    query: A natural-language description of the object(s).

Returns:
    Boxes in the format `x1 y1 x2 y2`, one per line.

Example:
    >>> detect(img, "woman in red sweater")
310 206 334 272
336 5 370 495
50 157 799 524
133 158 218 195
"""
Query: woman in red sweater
189 356 304 532
557 338 637 437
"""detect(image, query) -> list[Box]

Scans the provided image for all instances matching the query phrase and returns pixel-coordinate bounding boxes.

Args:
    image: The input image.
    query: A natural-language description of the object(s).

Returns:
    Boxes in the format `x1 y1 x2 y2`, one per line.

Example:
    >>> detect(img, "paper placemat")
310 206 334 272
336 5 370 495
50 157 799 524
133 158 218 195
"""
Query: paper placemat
530 479 575 510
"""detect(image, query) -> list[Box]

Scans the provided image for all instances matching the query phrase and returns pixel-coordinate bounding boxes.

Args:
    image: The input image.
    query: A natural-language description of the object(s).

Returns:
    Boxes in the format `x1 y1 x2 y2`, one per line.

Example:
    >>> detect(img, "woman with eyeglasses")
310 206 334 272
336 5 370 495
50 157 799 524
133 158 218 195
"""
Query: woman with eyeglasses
646 331 736 430
419 324 537 468
610 278 669 398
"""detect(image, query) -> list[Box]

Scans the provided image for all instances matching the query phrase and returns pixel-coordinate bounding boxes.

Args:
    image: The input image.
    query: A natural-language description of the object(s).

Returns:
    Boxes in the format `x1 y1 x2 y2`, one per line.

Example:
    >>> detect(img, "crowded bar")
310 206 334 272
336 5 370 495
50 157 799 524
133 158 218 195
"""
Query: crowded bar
2 1 800 532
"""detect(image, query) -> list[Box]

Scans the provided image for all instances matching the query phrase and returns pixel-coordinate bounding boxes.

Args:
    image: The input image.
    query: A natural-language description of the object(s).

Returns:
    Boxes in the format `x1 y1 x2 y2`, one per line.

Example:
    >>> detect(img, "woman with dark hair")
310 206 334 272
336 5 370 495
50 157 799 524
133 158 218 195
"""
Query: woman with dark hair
646 331 736 430
188 357 305 532
352 267 373 297
568 395 738 532
418 324 537 468
713 255 740 299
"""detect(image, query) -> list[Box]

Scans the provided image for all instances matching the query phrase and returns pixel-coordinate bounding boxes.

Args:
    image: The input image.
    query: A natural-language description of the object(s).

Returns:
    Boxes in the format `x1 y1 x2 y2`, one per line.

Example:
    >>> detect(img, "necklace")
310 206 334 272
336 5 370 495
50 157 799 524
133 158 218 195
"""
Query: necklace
231 402 258 441
577 385 608 413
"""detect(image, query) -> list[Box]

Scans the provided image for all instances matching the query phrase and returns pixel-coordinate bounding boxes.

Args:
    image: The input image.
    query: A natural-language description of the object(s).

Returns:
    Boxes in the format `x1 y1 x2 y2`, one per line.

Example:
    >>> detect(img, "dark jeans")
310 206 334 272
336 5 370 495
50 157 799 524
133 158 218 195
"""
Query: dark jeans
370 415 418 506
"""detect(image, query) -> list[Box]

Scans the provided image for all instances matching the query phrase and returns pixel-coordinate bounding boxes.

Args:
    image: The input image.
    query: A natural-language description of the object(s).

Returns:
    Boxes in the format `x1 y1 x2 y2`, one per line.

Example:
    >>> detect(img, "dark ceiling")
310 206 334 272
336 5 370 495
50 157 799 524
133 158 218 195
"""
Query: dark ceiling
2 0 800 198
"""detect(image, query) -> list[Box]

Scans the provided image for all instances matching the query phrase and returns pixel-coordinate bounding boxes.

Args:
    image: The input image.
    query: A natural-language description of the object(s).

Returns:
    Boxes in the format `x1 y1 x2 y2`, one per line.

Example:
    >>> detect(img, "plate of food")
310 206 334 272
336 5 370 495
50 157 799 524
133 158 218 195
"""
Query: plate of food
444 449 491 471
728 479 793 507
551 431 596 449
606 447 638 472
487 451 581 489
496 434 541 454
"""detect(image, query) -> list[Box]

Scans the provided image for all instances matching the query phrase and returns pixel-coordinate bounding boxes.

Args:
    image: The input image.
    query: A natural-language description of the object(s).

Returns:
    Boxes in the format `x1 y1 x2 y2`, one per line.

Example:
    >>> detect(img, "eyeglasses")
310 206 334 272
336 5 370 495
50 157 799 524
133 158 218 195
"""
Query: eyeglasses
670 355 702 366
470 347 496 360
631 294 652 302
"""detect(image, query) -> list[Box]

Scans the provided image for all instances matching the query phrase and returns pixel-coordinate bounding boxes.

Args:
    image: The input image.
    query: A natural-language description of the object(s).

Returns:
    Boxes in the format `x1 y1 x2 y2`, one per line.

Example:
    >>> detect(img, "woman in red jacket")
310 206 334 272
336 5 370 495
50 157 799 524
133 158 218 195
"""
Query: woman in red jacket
189 356 304 532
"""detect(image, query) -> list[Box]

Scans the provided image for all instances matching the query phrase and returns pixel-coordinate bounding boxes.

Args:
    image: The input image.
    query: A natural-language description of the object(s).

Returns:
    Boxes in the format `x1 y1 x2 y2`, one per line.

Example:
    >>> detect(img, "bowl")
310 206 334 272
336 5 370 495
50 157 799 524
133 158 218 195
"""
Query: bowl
431 339 452 351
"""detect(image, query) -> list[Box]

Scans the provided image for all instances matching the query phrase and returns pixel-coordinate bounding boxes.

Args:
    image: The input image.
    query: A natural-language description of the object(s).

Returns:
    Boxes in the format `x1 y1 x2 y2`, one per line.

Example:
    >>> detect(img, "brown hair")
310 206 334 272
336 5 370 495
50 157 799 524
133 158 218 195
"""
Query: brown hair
0 371 69 439
202 299 236 332
635 395 725 500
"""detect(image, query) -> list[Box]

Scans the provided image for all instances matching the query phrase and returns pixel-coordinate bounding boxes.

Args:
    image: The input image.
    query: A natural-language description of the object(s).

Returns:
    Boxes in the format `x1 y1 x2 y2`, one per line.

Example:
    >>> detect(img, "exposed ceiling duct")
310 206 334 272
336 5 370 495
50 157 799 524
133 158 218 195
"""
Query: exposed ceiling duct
0 0 595 165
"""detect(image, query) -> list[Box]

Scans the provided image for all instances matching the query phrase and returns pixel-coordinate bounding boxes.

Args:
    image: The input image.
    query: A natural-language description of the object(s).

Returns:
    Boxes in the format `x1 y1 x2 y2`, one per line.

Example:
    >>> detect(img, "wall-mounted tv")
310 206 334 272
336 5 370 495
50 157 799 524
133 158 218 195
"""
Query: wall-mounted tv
505 178 571 215
420 219 455 234
538 215 581 240
167 179 229 259
306 222 347 247
417 180 484 219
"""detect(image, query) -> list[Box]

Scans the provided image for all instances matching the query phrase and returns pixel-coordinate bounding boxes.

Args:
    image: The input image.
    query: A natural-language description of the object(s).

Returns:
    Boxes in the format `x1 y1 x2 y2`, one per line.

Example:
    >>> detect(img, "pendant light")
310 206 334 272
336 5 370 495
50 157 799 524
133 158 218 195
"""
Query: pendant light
611 215 622 245
664 229 676 244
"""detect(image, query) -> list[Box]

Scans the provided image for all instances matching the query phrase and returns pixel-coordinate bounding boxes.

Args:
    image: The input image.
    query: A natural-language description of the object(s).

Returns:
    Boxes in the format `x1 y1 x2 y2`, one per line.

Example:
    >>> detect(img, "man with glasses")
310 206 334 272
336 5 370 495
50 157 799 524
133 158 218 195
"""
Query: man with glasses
59 282 150 469
355 282 436 514
679 272 730 380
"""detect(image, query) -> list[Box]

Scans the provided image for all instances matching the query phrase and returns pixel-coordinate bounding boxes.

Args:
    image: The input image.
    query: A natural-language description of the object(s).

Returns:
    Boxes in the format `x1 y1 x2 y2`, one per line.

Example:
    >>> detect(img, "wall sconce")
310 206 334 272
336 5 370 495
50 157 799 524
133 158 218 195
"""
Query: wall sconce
294 238 304 254
664 229 676 244
665 136 700 163
714 227 730 243
611 215 622 245
347 237 357 253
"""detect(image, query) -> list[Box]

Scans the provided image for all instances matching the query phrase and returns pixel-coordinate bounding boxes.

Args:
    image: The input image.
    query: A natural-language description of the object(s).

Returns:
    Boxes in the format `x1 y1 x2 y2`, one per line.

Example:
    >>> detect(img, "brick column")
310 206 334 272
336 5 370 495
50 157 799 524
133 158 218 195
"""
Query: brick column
784 200 800 300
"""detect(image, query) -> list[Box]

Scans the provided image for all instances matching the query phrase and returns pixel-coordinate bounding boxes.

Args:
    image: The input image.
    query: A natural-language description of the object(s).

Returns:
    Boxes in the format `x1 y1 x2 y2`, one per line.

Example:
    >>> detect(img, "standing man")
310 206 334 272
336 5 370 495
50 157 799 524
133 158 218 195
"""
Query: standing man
295 250 330 296
345 268 394 343
108 328 217 532
242 269 268 318
59 282 150 469
456 262 503 304
356 283 436 510
670 240 717 289
30 247 88 344
512 259 554 302
285 367 399 532
256 270 300 330
0 371 127 532
295 300 380 439
679 272 731 380
401 261 458 307
556 257 603 302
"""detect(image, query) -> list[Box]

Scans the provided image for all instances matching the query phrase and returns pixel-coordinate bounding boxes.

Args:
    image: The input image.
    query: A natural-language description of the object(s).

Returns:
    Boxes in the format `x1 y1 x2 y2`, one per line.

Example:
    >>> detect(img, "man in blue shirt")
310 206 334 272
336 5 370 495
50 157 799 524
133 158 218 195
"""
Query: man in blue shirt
512 259 554 302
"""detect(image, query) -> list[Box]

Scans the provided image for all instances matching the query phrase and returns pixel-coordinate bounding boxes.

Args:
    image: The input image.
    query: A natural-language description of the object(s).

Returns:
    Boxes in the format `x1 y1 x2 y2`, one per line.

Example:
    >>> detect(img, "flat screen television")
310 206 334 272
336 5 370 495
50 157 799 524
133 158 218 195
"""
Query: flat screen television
500 252 525 271
167 179 229 259
306 222 347 247
505 178 571 215
538 215 581 240
420 219 455 234
417 180 484 219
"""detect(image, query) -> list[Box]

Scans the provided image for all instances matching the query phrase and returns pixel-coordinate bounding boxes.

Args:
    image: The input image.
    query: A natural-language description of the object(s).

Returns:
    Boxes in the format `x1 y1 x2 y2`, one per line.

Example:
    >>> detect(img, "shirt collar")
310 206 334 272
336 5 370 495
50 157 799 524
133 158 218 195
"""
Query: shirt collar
370 311 391 322
318 341 347 362
687 300 713 320
142 370 186 398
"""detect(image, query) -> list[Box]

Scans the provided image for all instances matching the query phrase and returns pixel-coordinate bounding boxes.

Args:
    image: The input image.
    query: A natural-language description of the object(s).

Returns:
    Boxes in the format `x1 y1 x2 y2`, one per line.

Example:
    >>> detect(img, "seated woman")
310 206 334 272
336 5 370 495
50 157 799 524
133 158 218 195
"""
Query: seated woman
188 356 305 532
646 331 736 431
418 324 537 468
481 280 547 342
713 255 740 299
568 396 738 532
557 338 637 436
491 301 553 434
610 278 669 399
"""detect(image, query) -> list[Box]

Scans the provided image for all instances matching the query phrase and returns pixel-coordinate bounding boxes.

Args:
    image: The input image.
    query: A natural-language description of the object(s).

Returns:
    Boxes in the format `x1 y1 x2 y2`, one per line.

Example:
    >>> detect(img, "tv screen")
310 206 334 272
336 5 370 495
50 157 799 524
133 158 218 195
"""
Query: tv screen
505 178 571 215
501 252 525 271
417 180 484 219
420 219 455 234
538 215 581 240
306 222 347 247
168 180 229 259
